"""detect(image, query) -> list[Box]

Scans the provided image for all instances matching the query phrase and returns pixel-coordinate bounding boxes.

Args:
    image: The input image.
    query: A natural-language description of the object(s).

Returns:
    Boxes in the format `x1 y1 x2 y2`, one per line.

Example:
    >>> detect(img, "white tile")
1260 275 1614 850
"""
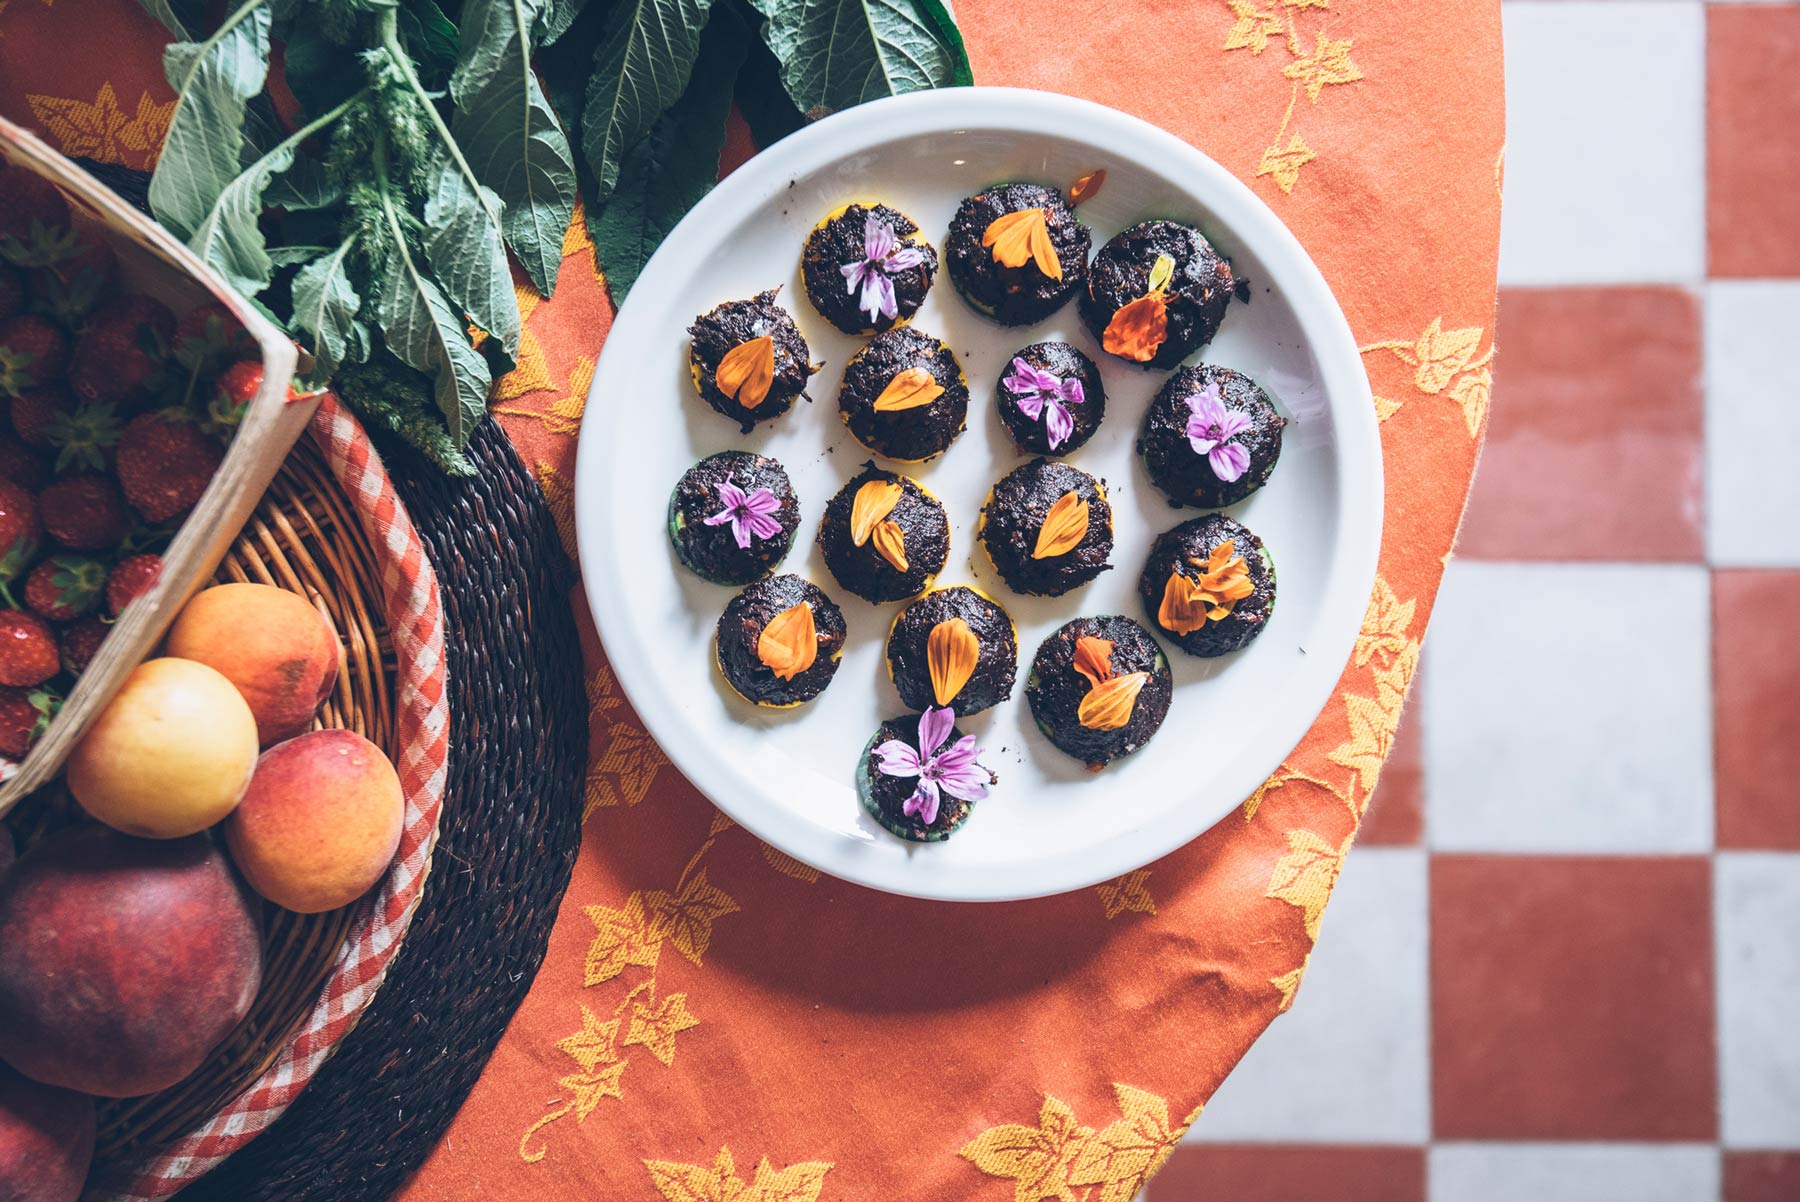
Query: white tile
1429 1144 1720 1202
1717 852 1800 1148
1184 849 1428 1143
1706 283 1800 567
1498 3 1704 284
1423 562 1712 852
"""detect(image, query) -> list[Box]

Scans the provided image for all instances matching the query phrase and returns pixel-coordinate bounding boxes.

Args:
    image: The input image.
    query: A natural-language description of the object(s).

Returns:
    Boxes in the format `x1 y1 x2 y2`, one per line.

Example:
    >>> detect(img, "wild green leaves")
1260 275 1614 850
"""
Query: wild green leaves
150 2 272 241
748 0 963 115
582 0 717 205
289 235 368 376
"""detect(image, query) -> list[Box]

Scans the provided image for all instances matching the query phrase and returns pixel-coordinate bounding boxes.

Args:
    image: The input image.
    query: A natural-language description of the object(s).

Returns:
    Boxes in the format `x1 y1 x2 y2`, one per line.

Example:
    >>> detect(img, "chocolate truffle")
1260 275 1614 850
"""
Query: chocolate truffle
1138 363 1285 509
885 585 1018 716
836 326 970 462
1025 615 1173 769
715 574 846 708
1081 220 1234 369
687 290 818 432
668 451 801 585
801 203 938 335
944 182 1089 325
979 458 1114 597
1138 514 1276 657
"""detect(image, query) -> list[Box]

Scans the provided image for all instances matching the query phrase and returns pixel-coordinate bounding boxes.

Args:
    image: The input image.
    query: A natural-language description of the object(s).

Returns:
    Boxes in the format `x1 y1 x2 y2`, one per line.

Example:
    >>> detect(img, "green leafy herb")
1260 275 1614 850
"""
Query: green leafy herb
746 0 963 115
151 3 273 241
289 234 369 376
581 0 717 204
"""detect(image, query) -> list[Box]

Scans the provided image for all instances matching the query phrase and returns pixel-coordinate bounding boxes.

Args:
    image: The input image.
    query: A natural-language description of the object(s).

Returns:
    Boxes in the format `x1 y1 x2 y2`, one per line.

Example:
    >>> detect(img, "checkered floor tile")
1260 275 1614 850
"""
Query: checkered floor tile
1147 4 1800 1198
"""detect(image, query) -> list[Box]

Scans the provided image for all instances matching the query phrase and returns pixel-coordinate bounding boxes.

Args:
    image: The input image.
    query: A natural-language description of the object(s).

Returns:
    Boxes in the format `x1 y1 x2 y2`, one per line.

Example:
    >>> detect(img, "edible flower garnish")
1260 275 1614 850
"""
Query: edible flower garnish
1159 539 1254 634
715 335 775 408
757 602 817 680
840 212 928 323
927 617 979 706
704 478 783 550
873 366 944 413
1070 169 1106 205
850 479 904 545
1184 382 1253 482
870 520 909 572
874 706 992 827
1073 635 1116 687
1102 252 1176 362
1032 490 1090 559
1002 356 1086 450
981 208 1061 279
1069 634 1148 730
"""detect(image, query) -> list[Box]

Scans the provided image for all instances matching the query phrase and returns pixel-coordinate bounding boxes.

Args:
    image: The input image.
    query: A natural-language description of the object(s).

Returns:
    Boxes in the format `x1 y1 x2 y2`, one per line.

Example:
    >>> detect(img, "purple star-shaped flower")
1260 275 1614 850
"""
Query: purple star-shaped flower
703 478 784 550
872 706 991 827
1002 357 1087 450
1184 383 1254 482
839 212 928 324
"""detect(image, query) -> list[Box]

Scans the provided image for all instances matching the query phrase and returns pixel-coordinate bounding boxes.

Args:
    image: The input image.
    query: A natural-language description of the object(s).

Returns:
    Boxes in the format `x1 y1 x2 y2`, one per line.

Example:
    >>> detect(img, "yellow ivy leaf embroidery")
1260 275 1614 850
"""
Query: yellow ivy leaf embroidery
1256 132 1317 194
624 992 701 1066
584 892 663 985
644 868 740 966
494 327 555 402
708 810 736 838
1266 830 1351 939
556 1006 622 1073
1067 1085 1183 1202
534 462 577 559
1374 394 1403 423
587 724 669 817
1447 366 1491 437
1096 869 1156 919
1242 770 1290 822
1328 692 1396 794
496 355 594 436
760 841 821 883
1354 577 1416 669
1371 639 1419 715
26 82 174 166
1222 0 1284 54
562 1061 628 1120
645 1147 832 1202
1283 32 1364 102
960 1095 1094 1202
563 196 596 273
750 1158 835 1202
1271 952 1311 1013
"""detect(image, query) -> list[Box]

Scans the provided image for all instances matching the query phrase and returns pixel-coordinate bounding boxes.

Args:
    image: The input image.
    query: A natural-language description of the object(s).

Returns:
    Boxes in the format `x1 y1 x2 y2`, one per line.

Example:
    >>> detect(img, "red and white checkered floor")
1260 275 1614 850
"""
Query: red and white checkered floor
1149 4 1800 1198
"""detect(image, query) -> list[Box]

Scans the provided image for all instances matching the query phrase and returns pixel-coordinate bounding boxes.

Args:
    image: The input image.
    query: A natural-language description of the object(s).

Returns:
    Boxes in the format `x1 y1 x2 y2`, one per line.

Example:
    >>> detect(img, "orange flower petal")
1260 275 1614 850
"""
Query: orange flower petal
1078 671 1149 731
1207 539 1238 573
1101 292 1169 362
1069 168 1106 205
1072 635 1115 688
872 366 945 413
1158 572 1211 635
1031 490 1090 559
926 617 979 707
981 208 1063 281
871 519 909 573
757 602 817 680
716 335 775 409
850 479 903 545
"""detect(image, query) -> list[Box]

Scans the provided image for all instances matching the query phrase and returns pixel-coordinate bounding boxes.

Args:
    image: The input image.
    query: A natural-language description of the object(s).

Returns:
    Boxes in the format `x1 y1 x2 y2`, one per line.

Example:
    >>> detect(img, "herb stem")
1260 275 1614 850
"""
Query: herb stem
375 7 504 233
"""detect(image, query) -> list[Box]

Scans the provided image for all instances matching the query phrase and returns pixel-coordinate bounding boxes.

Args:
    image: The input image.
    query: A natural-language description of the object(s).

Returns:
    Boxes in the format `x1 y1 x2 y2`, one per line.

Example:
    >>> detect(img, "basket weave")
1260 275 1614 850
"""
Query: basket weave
7 436 401 1170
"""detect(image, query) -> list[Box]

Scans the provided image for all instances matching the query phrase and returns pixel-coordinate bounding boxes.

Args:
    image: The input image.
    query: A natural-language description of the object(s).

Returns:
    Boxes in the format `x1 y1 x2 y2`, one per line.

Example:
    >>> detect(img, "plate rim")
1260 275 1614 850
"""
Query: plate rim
574 86 1383 903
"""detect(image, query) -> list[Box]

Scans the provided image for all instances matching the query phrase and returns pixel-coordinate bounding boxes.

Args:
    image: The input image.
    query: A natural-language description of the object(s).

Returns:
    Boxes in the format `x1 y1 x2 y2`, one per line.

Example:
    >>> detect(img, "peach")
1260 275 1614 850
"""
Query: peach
0 1063 93 1202
224 730 403 913
165 583 340 746
0 827 261 1097
66 657 259 838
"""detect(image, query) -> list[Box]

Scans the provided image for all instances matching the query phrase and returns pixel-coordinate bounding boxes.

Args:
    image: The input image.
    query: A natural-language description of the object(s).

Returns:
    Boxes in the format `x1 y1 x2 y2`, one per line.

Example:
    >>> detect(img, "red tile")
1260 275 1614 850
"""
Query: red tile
1361 706 1422 845
1458 287 1703 561
1147 1144 1425 1202
1725 1152 1800 1202
1431 856 1716 1140
1709 7 1800 277
1715 571 1800 849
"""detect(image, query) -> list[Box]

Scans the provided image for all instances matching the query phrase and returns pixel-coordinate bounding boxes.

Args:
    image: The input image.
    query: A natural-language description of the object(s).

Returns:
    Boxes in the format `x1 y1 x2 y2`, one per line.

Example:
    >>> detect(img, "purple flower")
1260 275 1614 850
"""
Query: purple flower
703 478 784 550
1002 357 1087 450
839 212 928 324
1184 383 1254 482
872 706 992 827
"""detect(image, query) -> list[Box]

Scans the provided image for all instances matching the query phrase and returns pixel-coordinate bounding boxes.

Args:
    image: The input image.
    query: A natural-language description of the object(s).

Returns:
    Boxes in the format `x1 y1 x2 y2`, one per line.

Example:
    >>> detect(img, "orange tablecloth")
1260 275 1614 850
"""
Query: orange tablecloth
0 3 1502 1198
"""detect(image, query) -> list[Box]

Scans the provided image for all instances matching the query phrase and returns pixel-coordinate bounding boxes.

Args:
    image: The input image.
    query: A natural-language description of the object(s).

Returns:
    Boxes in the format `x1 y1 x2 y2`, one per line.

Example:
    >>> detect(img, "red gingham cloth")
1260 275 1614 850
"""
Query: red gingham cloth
94 396 451 1202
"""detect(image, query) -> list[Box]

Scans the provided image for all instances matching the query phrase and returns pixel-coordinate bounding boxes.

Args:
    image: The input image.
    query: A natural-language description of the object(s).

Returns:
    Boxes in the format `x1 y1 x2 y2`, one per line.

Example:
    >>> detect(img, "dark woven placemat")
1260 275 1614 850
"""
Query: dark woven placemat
176 418 589 1201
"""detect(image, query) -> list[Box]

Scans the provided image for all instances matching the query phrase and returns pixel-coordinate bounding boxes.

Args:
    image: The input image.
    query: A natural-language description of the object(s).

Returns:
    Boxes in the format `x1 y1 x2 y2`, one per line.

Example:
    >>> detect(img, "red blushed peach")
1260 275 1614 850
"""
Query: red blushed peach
0 827 261 1097
224 729 403 914
164 583 341 746
0 1063 93 1202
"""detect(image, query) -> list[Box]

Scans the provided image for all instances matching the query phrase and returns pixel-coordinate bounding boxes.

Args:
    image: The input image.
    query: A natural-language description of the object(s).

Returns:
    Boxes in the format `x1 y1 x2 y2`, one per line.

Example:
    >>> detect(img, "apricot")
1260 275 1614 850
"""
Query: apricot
225 730 403 913
66 657 259 838
0 1063 93 1202
0 827 261 1098
165 583 340 746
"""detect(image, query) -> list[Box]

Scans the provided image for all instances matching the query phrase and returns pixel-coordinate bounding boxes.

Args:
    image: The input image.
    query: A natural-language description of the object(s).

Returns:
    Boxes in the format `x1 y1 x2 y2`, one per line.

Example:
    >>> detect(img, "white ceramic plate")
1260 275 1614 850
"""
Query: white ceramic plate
575 88 1381 902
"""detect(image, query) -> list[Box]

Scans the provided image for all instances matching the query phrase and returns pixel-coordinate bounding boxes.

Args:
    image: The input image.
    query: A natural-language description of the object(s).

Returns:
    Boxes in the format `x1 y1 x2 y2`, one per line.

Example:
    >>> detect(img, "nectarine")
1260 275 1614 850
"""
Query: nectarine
0 1063 93 1202
66 658 259 838
0 827 261 1097
225 730 403 913
165 583 340 746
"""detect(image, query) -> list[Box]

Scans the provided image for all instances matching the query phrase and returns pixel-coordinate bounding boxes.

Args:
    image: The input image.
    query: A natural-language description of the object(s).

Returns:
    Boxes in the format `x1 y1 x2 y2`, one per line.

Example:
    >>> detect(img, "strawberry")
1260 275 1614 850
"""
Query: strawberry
66 295 173 411
37 474 128 550
174 303 255 373
5 384 70 448
210 358 262 429
0 315 70 398
0 685 55 758
104 552 161 617
24 553 104 622
0 610 58 687
0 265 23 323
0 435 47 491
59 615 107 675
0 168 71 267
115 411 221 522
43 401 120 473
27 226 114 327
0 478 39 588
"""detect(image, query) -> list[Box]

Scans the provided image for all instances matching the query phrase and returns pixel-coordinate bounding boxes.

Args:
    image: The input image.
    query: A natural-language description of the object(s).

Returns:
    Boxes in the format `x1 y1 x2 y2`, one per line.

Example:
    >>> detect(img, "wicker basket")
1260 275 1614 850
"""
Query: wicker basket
4 434 405 1175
